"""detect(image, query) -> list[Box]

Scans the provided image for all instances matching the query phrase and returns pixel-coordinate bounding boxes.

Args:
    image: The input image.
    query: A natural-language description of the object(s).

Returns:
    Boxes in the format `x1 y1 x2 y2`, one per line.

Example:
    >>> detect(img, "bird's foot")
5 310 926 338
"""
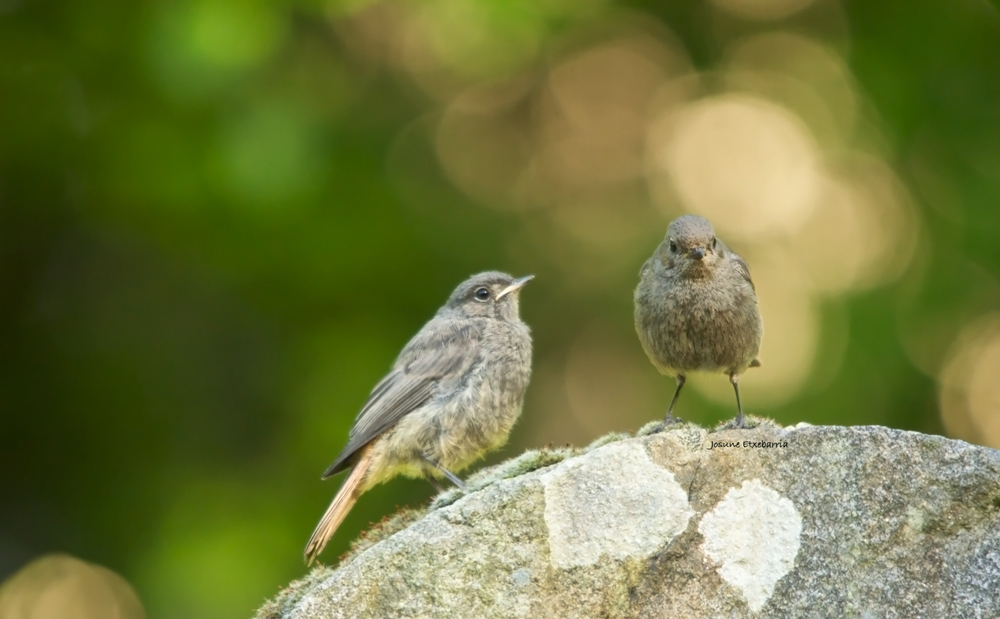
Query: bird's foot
719 413 755 430
640 414 684 435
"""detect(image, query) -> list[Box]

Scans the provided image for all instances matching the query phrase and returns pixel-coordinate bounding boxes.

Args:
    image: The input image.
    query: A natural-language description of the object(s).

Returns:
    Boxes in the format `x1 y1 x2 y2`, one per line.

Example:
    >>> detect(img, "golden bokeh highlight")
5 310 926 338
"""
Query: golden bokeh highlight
784 175 869 294
723 33 858 146
649 94 824 240
0 554 146 619
531 38 679 196
434 32 690 214
435 79 533 208
939 314 1000 449
787 161 918 295
842 159 920 291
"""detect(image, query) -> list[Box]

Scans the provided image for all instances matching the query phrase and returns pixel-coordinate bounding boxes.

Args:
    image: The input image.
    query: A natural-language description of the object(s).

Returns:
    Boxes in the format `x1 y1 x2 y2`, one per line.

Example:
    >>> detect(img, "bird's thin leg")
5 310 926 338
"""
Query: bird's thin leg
422 456 467 491
423 471 445 493
665 373 686 424
730 372 746 428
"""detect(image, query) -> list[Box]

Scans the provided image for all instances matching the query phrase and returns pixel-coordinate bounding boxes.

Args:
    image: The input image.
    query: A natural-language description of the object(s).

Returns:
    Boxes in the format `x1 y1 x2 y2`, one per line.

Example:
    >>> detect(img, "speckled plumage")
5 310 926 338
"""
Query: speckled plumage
305 272 533 563
634 215 762 426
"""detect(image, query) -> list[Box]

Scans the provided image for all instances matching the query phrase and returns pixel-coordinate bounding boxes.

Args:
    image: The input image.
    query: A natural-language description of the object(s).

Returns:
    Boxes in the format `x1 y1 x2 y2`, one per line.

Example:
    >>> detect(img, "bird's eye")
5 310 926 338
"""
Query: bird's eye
474 287 490 301
711 237 717 249
669 241 678 253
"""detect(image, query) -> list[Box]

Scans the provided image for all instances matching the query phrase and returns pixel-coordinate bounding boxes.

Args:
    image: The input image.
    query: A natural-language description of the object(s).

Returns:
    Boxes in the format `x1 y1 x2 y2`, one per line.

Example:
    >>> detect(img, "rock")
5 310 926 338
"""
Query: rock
256 422 1000 619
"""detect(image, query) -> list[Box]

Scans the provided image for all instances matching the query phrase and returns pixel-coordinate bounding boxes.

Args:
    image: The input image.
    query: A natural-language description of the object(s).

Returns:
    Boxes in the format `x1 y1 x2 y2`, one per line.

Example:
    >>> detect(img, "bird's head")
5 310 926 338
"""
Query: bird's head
660 215 724 276
445 272 533 321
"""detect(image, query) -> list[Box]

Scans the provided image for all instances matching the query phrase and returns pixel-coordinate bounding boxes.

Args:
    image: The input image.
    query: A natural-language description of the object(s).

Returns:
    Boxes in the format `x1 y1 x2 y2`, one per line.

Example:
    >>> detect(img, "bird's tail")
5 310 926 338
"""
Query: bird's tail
304 442 376 565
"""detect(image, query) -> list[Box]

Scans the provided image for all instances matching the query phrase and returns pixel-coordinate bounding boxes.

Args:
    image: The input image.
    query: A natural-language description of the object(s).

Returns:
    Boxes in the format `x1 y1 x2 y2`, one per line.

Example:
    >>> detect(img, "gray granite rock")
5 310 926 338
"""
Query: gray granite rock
256 422 1000 619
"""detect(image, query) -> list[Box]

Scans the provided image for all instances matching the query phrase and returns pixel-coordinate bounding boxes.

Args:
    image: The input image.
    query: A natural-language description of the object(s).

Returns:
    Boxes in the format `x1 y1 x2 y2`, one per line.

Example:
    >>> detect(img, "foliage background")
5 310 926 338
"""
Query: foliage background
2 0 1000 616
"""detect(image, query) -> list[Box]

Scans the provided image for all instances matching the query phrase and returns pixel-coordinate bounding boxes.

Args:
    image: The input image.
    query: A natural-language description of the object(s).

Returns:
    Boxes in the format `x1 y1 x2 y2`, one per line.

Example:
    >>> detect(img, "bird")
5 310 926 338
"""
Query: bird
634 215 762 428
304 271 534 564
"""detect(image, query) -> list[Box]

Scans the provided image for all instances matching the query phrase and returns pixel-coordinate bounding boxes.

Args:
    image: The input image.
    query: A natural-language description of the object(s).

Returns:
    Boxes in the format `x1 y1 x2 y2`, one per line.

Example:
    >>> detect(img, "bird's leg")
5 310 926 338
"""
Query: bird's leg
665 373 686 424
423 471 446 494
730 371 746 428
422 456 467 491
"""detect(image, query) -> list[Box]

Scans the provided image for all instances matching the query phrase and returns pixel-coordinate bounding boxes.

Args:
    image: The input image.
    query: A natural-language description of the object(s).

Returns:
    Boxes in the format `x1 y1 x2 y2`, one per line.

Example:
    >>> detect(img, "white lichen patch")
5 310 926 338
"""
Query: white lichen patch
698 479 802 612
542 441 694 569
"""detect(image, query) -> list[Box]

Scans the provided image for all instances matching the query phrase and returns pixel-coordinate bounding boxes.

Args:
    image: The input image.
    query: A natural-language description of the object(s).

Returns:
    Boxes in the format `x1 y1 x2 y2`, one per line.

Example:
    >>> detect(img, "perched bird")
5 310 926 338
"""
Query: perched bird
304 272 533 564
634 215 762 428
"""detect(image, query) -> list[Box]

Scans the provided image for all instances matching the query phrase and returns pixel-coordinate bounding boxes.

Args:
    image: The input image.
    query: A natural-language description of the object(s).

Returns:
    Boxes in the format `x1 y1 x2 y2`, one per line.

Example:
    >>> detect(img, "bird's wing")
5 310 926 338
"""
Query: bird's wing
321 318 483 478
639 249 667 277
731 253 755 292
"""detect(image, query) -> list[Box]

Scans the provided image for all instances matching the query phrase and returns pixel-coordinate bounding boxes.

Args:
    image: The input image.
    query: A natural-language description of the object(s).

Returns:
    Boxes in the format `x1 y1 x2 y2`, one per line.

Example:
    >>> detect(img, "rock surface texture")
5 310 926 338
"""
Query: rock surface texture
257 423 1000 619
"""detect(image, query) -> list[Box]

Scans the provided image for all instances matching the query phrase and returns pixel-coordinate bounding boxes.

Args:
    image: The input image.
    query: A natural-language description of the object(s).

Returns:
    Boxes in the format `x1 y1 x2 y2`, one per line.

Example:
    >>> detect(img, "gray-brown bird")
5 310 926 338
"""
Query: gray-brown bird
634 215 762 428
304 272 533 564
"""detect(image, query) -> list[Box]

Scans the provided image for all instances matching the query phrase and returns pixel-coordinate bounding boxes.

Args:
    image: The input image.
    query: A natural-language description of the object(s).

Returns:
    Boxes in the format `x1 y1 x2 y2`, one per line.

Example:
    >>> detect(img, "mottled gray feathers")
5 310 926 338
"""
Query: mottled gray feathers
323 320 483 478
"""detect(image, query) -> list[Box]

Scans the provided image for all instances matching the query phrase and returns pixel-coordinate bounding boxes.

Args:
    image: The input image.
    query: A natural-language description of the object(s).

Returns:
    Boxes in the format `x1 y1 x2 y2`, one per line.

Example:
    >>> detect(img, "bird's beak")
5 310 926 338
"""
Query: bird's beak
496 275 534 300
690 247 705 261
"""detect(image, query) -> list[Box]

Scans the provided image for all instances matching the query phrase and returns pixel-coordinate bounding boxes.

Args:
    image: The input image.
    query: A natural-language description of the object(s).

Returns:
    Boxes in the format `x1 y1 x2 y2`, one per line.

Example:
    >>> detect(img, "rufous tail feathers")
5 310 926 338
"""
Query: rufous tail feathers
304 442 375 565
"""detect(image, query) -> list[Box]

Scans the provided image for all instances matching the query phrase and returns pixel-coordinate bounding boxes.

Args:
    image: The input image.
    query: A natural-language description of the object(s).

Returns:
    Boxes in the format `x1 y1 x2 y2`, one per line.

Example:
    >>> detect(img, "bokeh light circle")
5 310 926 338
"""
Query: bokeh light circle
939 314 1000 449
649 95 823 241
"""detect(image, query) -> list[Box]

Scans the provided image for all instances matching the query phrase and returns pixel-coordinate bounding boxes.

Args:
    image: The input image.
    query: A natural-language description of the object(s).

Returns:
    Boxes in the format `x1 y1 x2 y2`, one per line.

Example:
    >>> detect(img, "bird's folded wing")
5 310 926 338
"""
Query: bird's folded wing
732 254 755 292
321 319 482 478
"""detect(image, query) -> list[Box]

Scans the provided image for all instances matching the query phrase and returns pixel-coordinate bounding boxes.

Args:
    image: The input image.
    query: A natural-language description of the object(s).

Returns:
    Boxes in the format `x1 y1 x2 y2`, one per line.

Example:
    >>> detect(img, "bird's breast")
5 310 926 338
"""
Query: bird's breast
635 267 761 373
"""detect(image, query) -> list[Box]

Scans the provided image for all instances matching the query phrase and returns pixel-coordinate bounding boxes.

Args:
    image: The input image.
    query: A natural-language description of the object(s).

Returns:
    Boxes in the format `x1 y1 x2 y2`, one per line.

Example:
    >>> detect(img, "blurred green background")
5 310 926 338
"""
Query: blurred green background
3 0 1000 616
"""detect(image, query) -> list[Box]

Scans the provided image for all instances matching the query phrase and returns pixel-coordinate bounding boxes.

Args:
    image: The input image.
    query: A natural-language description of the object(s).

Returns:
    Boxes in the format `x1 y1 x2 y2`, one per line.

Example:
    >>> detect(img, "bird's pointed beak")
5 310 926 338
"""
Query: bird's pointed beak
690 247 705 261
496 275 534 300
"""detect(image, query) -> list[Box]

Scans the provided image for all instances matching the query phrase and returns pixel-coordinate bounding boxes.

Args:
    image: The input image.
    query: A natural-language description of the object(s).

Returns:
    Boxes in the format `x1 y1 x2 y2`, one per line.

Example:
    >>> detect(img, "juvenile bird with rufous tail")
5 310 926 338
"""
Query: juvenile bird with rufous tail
304 272 534 564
